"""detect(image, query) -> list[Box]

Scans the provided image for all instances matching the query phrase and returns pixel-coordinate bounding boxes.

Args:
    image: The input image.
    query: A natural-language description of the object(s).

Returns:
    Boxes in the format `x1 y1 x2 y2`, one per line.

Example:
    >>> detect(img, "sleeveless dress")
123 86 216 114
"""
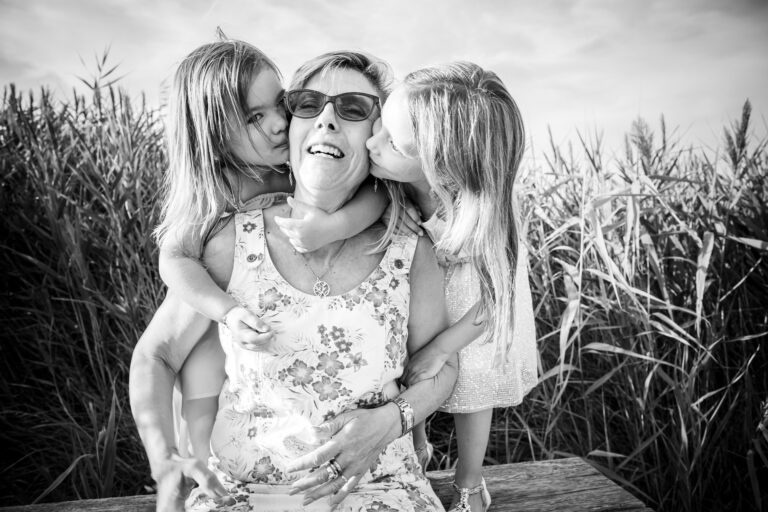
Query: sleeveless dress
421 215 538 414
189 208 445 512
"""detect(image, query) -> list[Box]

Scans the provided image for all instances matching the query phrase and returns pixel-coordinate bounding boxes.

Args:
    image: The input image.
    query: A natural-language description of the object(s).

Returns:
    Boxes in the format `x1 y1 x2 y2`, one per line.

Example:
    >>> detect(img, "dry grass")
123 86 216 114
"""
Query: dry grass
1 78 766 511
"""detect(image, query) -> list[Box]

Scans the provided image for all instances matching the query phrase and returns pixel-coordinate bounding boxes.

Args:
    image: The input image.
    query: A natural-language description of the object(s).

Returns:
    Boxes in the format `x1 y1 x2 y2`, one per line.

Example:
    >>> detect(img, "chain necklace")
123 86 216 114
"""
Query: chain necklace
296 239 349 297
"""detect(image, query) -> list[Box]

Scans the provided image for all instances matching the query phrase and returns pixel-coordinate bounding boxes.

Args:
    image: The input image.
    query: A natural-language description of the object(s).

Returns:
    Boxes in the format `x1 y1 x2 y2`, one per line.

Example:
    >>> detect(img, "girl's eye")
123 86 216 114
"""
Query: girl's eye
248 113 264 124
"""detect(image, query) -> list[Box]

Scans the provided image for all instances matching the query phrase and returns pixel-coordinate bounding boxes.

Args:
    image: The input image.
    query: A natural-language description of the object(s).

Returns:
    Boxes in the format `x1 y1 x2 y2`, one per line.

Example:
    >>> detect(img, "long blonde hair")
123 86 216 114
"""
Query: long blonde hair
404 62 525 363
155 37 282 256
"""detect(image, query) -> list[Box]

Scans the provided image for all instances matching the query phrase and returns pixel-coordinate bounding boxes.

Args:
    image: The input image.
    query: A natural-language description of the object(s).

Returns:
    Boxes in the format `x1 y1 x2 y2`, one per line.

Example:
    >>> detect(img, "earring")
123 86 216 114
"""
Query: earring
289 171 294 187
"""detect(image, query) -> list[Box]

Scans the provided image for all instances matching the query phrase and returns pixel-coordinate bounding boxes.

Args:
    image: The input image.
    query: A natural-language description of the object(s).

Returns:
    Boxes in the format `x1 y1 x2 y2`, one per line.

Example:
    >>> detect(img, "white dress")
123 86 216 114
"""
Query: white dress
421 214 538 414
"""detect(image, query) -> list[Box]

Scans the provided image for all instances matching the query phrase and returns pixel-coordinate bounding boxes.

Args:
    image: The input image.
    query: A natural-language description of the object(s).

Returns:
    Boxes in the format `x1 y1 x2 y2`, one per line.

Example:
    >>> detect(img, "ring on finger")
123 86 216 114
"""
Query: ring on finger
327 458 342 476
324 463 339 481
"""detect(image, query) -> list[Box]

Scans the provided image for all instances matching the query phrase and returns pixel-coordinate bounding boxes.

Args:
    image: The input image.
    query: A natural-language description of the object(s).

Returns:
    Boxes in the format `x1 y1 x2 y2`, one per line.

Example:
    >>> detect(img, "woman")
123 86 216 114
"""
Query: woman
129 51 457 512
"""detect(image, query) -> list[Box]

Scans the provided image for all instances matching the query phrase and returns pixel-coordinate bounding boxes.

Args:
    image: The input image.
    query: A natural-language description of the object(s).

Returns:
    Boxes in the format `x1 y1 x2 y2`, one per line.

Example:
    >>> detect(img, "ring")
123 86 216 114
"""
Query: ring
327 458 342 475
324 462 339 480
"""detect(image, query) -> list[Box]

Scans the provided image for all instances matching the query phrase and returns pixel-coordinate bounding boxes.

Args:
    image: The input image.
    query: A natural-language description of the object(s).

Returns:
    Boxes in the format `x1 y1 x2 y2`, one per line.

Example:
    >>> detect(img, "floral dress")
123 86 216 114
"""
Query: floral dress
188 208 445 512
421 214 538 414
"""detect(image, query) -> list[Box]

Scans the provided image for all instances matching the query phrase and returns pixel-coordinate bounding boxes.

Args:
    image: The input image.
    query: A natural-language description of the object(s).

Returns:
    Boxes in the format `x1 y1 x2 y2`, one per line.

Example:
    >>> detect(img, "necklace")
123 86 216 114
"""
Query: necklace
296 239 349 297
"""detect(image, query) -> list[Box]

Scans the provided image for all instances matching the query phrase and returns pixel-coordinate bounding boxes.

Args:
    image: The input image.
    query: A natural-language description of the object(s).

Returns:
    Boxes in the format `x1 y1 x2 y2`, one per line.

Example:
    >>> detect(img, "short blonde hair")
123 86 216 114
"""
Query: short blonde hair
155 37 281 255
403 62 526 364
288 50 392 101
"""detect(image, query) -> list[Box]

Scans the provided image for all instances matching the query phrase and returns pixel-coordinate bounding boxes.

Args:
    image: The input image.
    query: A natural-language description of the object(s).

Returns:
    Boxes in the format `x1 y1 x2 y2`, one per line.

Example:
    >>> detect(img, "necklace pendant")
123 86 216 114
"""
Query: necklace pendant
313 279 331 297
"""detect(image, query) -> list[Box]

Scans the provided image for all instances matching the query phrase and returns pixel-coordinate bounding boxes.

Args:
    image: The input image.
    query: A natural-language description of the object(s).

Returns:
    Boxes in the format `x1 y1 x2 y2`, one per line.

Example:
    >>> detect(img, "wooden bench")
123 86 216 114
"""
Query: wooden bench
1 458 653 511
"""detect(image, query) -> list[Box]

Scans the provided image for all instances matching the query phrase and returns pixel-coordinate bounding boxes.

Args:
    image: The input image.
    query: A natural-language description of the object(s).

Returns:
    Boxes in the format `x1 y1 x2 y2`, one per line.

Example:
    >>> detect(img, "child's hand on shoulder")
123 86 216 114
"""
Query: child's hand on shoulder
222 305 274 350
382 200 424 237
402 344 451 387
274 197 339 253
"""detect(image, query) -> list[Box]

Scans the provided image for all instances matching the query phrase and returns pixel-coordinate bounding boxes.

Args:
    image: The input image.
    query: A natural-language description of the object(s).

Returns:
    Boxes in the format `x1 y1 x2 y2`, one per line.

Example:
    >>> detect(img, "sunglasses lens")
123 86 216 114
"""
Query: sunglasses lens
285 91 324 118
285 91 378 121
336 94 376 121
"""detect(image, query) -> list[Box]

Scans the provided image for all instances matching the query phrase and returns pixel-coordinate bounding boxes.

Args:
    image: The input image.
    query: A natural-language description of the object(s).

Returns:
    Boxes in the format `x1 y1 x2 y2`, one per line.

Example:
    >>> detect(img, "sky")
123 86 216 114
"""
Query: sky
2 0 768 161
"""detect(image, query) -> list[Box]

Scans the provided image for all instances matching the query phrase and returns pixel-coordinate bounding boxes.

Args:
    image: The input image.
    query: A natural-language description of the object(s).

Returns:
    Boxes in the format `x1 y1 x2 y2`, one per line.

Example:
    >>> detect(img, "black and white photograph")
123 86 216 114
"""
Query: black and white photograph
1 1 767 511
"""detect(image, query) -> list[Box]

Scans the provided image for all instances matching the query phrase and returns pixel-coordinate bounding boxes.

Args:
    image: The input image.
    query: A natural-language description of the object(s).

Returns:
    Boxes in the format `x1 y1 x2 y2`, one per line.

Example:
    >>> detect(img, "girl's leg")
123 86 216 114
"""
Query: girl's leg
451 408 493 512
411 421 433 473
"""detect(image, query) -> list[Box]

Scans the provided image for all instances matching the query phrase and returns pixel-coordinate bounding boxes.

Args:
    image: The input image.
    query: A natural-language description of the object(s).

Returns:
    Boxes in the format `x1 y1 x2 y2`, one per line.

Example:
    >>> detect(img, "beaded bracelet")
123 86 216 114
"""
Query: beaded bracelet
392 397 415 436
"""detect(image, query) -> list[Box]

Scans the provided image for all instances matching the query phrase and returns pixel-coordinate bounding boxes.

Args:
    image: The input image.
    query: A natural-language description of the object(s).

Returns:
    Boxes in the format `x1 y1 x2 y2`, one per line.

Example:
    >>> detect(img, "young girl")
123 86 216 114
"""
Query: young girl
157 37 387 464
367 62 538 512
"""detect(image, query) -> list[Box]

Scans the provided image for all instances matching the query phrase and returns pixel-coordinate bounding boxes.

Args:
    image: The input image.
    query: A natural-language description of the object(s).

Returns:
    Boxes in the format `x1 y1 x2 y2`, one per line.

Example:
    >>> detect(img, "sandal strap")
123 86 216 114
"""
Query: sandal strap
450 480 486 512
451 481 486 496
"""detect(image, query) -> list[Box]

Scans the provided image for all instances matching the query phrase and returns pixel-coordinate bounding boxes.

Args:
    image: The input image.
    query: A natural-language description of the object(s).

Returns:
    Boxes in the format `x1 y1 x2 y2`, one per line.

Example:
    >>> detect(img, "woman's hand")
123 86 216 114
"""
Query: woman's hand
222 305 274 350
154 453 226 512
402 344 452 387
274 196 340 253
285 405 401 507
382 200 424 237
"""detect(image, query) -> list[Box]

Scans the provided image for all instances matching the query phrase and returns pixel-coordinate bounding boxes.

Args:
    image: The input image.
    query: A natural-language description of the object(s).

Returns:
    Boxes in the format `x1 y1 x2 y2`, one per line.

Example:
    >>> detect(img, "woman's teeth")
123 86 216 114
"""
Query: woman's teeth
308 144 344 158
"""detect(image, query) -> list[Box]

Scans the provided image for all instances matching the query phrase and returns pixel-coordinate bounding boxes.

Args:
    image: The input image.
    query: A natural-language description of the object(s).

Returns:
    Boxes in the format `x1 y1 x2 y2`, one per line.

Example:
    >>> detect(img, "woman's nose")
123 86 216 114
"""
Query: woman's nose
314 102 338 131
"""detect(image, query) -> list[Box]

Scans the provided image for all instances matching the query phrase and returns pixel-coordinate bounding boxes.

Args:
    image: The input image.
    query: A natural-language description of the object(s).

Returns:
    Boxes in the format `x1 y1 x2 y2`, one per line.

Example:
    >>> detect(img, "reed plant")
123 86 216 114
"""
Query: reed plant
1 74 766 511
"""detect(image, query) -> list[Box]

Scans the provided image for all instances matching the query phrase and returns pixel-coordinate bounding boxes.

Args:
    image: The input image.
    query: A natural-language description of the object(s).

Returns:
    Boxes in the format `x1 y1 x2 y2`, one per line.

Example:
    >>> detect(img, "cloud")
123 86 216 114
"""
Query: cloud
1 0 766 151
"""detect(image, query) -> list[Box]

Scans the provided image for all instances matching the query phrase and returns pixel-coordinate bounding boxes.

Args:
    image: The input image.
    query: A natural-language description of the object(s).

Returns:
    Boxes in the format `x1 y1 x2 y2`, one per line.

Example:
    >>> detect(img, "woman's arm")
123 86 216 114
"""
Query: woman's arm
129 292 227 511
287 236 457 505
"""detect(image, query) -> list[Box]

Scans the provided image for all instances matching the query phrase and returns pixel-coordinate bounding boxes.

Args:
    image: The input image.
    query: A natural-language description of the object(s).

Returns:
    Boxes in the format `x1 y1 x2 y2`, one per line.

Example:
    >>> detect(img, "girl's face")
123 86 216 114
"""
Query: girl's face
366 86 424 184
227 69 289 166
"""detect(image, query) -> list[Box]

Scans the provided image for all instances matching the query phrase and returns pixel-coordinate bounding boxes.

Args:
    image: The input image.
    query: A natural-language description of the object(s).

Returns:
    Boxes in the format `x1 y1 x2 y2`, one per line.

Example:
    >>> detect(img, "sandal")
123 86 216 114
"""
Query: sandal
414 441 434 474
448 477 491 512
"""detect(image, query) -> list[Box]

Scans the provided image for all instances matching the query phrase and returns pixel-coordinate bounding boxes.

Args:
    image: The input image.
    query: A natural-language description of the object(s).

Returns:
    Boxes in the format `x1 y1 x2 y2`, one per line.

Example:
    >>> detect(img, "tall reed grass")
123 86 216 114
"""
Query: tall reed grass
1 77 766 511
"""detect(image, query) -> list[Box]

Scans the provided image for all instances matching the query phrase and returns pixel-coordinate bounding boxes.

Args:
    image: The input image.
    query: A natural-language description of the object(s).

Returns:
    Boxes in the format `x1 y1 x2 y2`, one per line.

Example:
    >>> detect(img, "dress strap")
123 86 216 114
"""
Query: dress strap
384 231 418 277
233 209 267 271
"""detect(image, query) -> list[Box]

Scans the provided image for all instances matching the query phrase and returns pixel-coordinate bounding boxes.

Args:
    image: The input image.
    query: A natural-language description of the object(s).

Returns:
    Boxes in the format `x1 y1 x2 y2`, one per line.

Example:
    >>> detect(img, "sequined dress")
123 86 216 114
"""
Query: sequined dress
190 208 445 512
421 214 538 414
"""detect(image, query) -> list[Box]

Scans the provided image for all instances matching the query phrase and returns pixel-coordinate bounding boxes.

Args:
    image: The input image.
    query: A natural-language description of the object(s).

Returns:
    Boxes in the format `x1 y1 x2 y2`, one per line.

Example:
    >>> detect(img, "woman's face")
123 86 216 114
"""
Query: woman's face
366 86 424 184
289 68 379 207
227 69 289 166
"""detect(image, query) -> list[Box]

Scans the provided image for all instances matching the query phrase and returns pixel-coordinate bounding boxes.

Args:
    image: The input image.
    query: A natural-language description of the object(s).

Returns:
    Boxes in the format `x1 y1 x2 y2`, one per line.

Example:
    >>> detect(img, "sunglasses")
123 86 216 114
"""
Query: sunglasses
284 89 380 122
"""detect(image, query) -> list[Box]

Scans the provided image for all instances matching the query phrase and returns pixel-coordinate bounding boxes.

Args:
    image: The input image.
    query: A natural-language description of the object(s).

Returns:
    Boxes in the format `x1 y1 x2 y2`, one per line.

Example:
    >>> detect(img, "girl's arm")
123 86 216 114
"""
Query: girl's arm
158 238 238 323
402 301 485 386
159 236 271 347
274 179 388 253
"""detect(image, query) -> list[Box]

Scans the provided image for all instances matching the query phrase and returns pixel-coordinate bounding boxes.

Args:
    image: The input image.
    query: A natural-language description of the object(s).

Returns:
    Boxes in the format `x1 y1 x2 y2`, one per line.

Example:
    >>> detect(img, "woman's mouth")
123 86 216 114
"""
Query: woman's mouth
307 144 345 159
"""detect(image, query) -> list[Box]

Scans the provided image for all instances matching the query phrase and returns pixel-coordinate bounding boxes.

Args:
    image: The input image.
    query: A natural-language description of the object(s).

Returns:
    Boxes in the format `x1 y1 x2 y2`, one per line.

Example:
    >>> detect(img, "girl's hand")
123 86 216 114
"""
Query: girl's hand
402 344 451 387
222 306 273 351
274 197 339 253
285 405 400 507
382 201 424 237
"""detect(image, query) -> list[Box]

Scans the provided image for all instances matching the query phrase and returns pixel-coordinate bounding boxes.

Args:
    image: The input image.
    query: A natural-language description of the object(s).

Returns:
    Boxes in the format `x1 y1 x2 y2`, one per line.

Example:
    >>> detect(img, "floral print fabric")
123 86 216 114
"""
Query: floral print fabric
190 209 444 511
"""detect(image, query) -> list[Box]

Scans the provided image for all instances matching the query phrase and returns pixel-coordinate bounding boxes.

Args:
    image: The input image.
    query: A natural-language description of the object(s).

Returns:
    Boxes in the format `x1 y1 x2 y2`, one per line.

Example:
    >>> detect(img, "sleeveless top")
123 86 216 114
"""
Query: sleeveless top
210 208 418 484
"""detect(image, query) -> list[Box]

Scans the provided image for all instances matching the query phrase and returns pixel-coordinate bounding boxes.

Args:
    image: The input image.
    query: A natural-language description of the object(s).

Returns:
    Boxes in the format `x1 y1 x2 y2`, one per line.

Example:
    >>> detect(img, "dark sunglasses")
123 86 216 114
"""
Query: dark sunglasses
284 89 380 122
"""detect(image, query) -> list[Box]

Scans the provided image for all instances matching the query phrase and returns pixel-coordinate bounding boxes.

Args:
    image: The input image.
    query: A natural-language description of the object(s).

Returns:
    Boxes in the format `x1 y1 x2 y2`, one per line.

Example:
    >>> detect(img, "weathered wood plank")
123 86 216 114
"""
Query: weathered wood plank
1 458 654 512
430 458 654 511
